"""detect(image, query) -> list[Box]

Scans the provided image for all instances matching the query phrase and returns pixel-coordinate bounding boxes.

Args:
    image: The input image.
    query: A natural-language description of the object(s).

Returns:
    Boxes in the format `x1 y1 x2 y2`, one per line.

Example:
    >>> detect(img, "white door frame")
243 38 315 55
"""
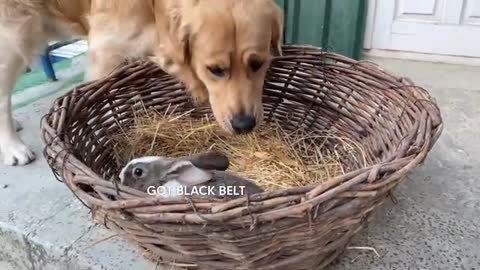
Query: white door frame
363 0 377 50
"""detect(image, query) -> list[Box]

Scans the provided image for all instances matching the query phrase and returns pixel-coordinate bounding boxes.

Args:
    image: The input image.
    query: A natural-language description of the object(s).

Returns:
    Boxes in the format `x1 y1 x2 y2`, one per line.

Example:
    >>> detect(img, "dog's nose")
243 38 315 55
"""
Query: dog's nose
231 115 256 134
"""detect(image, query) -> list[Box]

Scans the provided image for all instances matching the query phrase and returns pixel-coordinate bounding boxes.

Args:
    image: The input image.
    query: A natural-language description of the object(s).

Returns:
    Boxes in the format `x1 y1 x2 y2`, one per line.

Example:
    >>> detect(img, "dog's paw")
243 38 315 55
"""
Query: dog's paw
192 94 208 105
190 87 209 105
14 119 23 132
1 141 36 166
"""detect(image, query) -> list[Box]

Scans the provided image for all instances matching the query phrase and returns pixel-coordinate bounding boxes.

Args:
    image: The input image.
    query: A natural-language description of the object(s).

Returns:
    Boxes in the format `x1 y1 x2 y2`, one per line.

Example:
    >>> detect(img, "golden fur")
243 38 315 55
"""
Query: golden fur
0 0 283 165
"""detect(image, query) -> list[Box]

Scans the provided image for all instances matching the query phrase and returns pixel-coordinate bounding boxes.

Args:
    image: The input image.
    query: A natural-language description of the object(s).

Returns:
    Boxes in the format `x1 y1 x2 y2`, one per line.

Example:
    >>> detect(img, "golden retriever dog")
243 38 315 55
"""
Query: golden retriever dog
0 0 283 165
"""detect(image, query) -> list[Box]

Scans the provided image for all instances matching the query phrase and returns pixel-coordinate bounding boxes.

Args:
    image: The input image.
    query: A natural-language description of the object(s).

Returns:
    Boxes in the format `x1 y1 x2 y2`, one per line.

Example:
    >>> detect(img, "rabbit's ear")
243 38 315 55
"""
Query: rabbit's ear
167 160 213 185
189 151 229 171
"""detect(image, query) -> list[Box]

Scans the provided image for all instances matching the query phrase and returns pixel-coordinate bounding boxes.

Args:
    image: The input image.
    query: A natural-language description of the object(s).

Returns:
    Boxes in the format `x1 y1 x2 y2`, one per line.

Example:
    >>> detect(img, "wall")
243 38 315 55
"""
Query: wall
275 0 367 59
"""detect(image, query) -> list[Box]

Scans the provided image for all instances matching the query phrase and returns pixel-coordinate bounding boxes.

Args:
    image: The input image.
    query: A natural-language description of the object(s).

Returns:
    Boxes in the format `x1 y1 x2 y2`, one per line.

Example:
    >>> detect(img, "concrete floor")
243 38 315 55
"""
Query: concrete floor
1 57 479 269
0 261 17 270
329 58 480 270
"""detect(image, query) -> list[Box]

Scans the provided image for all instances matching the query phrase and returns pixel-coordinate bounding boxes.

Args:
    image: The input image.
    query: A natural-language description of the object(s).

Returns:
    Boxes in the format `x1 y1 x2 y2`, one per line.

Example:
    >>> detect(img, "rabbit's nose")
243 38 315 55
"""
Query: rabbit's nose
231 115 256 134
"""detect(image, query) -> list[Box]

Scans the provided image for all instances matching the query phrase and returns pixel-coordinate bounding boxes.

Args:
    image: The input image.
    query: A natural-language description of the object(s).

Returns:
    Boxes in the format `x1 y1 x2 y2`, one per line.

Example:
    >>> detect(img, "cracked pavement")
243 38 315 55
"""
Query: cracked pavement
0 74 157 269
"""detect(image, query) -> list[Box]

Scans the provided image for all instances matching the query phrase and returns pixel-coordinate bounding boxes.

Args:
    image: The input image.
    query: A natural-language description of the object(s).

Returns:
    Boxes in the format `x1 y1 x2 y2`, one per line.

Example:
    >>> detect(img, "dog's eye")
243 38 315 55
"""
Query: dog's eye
133 167 144 178
207 66 226 77
249 60 264 72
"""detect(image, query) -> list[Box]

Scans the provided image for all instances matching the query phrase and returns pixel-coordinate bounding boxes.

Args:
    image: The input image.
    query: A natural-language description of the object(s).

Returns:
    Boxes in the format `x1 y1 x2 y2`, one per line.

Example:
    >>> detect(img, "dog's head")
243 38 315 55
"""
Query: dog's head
153 0 283 134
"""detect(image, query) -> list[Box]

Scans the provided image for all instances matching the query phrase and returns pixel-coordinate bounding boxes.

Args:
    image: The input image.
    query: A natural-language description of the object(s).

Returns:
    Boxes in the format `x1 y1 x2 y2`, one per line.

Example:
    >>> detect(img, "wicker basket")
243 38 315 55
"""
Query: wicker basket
41 46 442 270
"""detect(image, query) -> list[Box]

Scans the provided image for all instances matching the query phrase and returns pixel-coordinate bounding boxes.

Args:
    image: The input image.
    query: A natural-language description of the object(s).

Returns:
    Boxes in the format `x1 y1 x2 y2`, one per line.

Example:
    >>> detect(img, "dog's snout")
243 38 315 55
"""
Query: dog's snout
231 115 256 134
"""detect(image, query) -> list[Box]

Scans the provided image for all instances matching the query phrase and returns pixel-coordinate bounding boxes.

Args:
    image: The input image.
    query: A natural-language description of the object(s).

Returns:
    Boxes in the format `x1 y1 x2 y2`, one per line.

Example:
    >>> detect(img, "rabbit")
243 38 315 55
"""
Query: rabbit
119 151 264 199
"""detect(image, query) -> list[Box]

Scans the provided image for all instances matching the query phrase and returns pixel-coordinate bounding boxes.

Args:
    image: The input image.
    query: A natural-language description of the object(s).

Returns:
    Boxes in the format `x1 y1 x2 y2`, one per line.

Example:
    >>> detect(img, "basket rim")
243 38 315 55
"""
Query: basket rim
40 45 443 221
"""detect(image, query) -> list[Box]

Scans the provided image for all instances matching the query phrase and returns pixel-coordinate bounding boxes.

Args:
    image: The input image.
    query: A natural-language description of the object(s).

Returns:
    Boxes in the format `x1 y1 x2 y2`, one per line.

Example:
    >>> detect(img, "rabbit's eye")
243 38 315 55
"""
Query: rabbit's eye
133 168 144 178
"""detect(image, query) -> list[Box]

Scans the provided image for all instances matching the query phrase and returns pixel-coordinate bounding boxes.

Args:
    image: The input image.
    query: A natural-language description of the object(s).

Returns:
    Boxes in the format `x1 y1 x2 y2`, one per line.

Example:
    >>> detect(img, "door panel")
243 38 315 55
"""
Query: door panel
370 0 480 57
396 0 441 21
463 0 480 25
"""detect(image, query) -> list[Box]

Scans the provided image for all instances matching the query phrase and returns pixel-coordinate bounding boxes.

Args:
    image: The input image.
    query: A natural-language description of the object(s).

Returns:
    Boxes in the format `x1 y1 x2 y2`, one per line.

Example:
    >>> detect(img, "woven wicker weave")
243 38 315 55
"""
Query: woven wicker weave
41 45 442 270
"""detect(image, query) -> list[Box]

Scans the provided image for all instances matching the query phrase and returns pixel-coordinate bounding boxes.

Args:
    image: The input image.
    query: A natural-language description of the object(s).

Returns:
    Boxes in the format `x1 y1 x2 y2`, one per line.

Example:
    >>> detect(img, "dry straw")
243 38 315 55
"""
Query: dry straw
112 106 364 191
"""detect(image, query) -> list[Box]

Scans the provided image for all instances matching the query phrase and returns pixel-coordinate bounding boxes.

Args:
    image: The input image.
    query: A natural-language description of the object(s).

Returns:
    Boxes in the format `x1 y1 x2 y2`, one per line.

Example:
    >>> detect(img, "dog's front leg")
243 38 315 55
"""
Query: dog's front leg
151 48 209 104
0 52 36 166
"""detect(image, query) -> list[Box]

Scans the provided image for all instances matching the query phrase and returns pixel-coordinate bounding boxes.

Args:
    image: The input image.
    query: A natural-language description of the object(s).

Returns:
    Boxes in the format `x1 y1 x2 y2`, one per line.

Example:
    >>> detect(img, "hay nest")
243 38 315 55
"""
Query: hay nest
112 108 363 191
41 45 443 270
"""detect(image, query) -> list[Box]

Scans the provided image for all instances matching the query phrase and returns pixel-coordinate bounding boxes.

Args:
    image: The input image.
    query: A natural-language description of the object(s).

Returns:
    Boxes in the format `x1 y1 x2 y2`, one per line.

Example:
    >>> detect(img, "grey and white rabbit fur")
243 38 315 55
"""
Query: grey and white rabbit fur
119 151 263 199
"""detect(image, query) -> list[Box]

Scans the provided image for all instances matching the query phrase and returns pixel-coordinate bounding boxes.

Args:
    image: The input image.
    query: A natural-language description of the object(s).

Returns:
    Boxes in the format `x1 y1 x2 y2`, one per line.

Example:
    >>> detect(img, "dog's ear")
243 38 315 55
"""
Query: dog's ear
167 7 193 65
177 24 192 64
271 4 284 57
